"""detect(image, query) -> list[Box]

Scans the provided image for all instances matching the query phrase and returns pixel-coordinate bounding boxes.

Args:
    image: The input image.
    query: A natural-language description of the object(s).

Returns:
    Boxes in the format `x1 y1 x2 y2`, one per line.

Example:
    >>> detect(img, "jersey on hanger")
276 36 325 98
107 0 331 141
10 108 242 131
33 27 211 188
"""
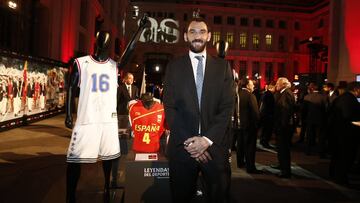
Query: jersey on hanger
129 101 165 152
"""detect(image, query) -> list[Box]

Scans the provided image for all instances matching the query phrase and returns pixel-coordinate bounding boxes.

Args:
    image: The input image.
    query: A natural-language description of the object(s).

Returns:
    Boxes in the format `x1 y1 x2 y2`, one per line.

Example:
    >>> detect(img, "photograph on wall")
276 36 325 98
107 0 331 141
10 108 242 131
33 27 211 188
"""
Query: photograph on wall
0 55 68 123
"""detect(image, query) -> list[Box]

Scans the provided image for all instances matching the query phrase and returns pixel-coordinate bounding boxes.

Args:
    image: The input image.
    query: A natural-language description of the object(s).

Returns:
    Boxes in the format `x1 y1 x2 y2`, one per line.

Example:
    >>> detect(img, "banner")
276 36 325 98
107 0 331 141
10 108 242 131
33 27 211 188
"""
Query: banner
0 54 68 123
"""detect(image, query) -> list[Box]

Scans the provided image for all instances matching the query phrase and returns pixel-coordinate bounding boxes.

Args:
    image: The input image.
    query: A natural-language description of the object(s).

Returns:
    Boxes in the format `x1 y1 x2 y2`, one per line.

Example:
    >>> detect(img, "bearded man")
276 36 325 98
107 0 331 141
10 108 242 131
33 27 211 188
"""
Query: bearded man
163 17 234 203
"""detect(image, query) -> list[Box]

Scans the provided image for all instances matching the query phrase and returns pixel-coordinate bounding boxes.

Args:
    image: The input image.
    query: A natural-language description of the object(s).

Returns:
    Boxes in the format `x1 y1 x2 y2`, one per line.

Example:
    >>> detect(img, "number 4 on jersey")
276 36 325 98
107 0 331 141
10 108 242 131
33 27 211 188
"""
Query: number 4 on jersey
142 132 150 144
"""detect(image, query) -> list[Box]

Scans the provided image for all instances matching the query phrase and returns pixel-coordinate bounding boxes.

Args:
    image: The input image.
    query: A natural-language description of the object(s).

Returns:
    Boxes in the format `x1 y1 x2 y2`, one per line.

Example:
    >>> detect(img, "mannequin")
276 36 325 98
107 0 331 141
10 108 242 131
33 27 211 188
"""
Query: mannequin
65 31 118 203
65 14 149 202
65 31 111 126
128 92 166 153
140 92 155 109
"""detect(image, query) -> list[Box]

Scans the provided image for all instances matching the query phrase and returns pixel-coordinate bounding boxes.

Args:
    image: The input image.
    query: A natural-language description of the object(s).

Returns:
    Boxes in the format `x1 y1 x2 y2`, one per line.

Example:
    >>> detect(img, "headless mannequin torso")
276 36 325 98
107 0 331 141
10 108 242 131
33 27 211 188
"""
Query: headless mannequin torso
65 31 111 129
140 92 155 110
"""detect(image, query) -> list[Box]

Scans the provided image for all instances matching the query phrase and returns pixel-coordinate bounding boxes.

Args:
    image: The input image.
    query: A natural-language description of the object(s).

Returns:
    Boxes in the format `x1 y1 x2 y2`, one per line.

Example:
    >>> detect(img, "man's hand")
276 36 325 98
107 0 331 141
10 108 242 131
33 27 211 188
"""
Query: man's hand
184 136 210 158
195 151 212 163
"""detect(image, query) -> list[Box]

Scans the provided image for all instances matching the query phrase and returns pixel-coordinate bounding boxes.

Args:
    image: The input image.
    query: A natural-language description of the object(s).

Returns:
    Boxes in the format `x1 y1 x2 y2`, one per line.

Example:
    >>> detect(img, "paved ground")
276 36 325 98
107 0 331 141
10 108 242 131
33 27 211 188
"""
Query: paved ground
0 114 359 203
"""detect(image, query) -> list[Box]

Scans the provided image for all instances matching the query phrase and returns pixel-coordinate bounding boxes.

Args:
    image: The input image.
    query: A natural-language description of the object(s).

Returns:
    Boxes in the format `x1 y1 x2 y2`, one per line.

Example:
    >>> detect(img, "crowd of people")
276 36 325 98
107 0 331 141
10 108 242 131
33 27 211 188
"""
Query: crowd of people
232 76 360 184
0 63 66 121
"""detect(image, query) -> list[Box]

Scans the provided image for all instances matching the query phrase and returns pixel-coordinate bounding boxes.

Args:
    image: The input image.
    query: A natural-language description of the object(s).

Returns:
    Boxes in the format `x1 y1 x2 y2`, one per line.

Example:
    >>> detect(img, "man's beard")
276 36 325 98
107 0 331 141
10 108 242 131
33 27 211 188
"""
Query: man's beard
189 39 207 53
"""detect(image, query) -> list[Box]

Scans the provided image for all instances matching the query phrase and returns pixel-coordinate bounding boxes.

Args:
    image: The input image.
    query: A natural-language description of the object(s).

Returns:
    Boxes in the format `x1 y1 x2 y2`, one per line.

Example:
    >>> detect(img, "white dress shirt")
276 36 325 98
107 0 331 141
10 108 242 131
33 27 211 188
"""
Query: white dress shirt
188 50 213 146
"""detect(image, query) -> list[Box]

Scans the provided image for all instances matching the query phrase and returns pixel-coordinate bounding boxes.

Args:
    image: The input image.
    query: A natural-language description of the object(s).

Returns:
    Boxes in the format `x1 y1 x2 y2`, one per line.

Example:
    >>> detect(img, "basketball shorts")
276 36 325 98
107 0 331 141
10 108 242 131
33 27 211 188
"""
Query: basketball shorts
66 122 121 163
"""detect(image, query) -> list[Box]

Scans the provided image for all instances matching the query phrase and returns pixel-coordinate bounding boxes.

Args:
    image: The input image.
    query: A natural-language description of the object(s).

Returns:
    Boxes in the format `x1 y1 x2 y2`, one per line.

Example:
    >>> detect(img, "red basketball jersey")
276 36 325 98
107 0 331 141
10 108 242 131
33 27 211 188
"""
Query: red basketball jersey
129 101 165 152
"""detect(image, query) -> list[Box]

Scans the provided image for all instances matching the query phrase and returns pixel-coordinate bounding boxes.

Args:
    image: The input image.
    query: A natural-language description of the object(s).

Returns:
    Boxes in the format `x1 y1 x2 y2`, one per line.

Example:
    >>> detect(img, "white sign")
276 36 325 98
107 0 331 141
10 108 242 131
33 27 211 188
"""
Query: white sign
139 17 179 44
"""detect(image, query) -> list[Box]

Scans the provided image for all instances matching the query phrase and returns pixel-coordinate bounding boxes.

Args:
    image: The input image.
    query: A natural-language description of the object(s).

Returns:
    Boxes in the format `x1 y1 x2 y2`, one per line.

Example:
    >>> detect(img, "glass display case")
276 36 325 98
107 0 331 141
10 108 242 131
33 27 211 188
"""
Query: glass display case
0 49 68 131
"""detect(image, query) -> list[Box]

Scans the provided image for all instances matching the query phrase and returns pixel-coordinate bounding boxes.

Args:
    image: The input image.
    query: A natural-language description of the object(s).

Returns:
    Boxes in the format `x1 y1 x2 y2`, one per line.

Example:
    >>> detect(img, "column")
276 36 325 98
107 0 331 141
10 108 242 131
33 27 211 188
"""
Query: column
233 60 240 77
259 62 266 89
247 60 252 79
273 62 278 81
329 0 360 83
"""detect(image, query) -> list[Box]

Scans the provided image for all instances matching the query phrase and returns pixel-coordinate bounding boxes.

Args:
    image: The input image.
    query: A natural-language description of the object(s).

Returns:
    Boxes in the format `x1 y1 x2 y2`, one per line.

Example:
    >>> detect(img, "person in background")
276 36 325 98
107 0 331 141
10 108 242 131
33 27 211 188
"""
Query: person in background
302 83 327 155
117 72 139 115
236 78 261 174
259 82 275 149
271 77 295 179
329 81 360 185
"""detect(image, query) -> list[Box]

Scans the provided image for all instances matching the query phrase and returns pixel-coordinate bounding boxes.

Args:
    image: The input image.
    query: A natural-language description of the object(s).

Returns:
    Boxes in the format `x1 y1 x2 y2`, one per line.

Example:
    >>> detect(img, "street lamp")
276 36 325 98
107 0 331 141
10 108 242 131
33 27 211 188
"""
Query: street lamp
8 1 17 9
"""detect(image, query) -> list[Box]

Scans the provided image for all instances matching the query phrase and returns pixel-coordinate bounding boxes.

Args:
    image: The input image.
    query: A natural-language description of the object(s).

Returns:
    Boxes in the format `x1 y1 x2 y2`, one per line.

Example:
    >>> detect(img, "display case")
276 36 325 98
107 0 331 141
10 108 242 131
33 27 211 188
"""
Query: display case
0 49 68 131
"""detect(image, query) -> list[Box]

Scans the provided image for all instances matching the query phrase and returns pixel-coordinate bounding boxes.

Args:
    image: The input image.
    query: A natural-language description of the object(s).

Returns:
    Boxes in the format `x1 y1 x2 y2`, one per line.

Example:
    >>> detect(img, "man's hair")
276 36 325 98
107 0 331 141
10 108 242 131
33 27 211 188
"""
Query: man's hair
277 77 291 88
346 81 360 92
266 81 276 90
326 82 335 90
125 72 133 78
308 82 318 91
184 17 210 33
239 78 250 88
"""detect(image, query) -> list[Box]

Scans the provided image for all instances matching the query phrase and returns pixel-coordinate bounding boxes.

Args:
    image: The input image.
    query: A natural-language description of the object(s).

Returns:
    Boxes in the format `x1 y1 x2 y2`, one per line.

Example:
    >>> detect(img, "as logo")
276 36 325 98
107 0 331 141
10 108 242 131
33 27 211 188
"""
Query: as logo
139 17 179 44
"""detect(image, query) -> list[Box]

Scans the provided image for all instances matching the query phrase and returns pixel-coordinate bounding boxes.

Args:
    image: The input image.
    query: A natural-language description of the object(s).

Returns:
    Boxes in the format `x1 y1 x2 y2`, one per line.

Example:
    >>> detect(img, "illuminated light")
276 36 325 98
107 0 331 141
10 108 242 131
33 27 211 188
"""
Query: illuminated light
132 5 139 19
136 64 139 68
155 65 160 72
345 0 360 73
258 76 262 79
246 75 249 79
8 1 17 9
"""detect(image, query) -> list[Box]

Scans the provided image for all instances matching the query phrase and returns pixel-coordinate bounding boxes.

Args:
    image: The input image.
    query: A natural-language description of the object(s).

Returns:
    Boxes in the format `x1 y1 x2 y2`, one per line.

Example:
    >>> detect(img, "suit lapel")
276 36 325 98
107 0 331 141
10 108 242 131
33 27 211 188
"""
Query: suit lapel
201 54 214 108
183 55 200 111
131 85 135 98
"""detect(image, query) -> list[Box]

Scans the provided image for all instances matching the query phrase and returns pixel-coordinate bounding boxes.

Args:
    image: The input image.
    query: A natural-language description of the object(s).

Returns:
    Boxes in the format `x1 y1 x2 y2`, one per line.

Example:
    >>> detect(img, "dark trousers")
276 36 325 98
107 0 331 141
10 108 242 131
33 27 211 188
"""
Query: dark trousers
299 120 307 141
260 118 273 145
330 131 359 183
236 128 257 170
169 145 231 203
275 125 292 175
306 123 322 154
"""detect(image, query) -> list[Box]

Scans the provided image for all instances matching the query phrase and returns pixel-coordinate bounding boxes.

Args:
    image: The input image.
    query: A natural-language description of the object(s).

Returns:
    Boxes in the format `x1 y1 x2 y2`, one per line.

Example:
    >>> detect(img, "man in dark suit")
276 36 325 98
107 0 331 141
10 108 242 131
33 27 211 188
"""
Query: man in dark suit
236 78 261 173
272 77 295 178
163 17 234 203
329 81 360 185
323 83 338 107
259 82 275 149
303 83 327 155
321 82 338 158
117 72 139 115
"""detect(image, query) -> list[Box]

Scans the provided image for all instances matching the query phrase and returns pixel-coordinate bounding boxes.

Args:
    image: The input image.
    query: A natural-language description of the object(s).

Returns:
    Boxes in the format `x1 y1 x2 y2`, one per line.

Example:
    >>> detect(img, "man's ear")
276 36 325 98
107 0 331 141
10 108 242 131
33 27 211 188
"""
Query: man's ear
184 32 188 42
206 32 211 42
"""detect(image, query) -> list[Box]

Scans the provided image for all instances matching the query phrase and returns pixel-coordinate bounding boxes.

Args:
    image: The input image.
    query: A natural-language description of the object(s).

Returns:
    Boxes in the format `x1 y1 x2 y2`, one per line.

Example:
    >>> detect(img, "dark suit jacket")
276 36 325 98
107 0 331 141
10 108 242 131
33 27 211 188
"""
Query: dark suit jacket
259 90 275 120
26 83 34 97
117 83 139 115
274 88 295 129
238 88 260 129
303 92 327 125
330 92 360 137
163 54 234 160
